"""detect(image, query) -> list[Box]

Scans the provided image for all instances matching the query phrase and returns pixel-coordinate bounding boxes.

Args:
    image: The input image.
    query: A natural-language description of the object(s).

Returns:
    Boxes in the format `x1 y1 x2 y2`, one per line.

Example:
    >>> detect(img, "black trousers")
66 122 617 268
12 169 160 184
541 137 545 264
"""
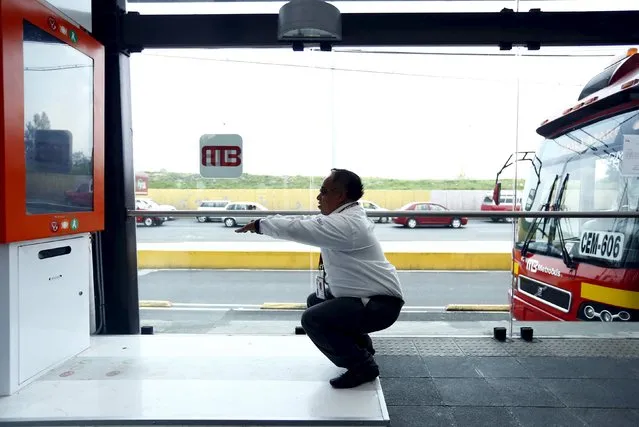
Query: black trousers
301 292 404 371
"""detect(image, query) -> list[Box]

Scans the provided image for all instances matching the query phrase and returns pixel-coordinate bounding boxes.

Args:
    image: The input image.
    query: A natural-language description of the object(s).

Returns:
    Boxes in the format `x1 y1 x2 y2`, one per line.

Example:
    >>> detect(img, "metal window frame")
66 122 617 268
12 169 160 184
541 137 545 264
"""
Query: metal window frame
129 210 639 219
121 10 639 52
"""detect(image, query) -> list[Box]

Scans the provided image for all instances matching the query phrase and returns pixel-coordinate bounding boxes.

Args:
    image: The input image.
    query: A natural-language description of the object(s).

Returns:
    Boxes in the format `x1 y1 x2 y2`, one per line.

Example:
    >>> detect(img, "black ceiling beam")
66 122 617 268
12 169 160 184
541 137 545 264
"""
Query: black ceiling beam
126 0 583 2
122 10 639 52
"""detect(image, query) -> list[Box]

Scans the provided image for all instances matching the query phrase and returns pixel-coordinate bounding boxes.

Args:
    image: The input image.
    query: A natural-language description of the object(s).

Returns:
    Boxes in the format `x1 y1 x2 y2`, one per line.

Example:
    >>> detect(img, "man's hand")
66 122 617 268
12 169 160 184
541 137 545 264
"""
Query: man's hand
235 221 257 233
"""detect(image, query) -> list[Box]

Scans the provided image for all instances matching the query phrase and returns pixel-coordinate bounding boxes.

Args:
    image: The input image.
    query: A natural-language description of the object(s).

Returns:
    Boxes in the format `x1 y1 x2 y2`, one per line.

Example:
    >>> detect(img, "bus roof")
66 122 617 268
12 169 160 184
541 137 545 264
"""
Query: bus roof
537 48 639 139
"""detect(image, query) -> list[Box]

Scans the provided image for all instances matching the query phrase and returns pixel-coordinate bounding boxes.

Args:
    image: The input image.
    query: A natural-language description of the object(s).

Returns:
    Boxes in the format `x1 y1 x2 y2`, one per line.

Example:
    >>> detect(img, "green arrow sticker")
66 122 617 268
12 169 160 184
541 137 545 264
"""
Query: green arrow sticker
70 218 79 231
69 30 78 43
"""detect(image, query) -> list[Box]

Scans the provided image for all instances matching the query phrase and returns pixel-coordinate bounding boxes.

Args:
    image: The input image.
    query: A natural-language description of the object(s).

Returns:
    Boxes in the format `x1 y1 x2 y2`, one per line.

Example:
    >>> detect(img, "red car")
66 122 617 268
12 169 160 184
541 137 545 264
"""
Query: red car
64 181 93 207
392 202 468 229
135 199 165 227
480 192 521 222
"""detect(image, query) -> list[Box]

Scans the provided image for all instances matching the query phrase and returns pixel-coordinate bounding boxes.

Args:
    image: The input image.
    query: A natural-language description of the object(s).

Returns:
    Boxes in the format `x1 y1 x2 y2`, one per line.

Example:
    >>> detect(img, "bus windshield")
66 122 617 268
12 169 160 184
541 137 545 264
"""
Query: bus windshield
517 108 639 269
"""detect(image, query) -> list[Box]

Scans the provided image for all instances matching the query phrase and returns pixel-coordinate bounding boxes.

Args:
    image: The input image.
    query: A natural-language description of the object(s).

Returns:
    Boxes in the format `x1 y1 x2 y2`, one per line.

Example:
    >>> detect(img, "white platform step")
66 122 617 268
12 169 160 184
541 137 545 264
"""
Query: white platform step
0 334 389 426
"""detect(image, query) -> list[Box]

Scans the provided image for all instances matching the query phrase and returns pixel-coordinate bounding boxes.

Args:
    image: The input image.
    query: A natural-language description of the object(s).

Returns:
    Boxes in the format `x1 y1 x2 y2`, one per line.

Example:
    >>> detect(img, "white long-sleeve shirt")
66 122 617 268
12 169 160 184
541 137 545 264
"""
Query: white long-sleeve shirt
257 202 404 300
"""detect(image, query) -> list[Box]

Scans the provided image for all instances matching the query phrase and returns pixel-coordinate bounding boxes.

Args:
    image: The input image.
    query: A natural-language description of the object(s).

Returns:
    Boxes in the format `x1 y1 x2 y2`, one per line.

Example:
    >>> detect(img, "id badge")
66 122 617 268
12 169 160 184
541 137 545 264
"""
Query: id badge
315 275 326 299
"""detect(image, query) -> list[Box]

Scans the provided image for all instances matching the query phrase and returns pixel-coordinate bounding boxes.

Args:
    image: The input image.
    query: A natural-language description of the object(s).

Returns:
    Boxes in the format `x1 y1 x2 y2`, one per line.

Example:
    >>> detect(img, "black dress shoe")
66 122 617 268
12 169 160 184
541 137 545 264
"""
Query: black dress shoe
329 365 379 389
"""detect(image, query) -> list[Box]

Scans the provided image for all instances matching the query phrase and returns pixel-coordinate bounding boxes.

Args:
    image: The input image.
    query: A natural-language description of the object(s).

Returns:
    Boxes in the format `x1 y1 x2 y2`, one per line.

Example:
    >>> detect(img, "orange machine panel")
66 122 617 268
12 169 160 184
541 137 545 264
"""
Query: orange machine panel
0 0 104 243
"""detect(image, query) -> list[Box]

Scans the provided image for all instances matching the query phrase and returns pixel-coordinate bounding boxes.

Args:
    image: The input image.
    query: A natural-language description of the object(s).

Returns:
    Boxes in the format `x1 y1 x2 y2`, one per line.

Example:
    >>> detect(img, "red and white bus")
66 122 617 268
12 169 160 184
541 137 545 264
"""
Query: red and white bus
496 48 639 322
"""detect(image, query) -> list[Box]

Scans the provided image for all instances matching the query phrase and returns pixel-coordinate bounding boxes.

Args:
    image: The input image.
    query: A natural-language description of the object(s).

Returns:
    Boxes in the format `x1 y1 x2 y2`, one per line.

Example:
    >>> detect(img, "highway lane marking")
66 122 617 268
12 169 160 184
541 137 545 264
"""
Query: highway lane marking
446 304 510 311
172 302 262 308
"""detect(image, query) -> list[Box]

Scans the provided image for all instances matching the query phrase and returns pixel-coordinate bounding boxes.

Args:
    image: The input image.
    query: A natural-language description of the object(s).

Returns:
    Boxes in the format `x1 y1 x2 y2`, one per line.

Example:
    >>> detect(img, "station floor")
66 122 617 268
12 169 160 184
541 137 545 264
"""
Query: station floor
1 322 639 426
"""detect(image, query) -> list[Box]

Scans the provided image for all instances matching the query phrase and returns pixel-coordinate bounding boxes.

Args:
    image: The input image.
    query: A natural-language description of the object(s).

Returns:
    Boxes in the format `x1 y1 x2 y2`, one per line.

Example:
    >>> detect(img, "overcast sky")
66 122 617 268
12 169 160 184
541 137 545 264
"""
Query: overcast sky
45 0 639 180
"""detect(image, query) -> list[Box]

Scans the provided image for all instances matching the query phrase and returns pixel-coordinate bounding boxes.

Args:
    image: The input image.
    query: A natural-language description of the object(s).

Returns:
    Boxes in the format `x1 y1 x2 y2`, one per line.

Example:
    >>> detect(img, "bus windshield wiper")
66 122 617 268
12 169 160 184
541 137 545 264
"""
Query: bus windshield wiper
550 173 576 269
521 174 559 258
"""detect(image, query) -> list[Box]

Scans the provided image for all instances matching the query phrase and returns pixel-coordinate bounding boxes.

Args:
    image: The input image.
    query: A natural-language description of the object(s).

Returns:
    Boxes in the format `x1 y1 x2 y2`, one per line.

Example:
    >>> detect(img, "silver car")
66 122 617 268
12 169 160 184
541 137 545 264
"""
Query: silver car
360 200 391 223
196 200 230 223
222 202 268 227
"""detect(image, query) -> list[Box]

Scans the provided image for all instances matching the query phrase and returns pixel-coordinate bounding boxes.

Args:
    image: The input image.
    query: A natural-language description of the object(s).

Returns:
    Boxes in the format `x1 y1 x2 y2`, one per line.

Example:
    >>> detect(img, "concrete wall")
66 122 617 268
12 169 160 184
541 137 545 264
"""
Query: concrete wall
429 190 490 210
146 189 433 210
145 189 494 211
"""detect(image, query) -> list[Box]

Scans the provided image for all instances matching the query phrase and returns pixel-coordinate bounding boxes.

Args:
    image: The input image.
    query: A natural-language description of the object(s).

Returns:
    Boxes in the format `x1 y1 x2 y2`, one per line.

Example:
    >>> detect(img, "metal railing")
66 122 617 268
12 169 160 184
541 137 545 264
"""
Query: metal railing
128 209 639 219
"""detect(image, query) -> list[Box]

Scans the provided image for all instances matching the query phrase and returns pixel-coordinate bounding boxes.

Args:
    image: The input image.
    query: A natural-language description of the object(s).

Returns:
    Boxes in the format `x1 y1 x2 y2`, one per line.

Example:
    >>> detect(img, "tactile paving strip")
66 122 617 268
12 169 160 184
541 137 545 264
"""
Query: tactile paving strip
373 337 639 358
453 338 512 356
412 338 464 356
372 337 419 356
505 338 639 358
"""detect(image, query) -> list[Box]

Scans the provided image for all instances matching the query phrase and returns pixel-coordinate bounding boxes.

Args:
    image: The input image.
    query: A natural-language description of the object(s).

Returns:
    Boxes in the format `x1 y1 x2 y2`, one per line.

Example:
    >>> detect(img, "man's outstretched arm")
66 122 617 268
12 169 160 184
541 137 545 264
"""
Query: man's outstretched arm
235 215 353 250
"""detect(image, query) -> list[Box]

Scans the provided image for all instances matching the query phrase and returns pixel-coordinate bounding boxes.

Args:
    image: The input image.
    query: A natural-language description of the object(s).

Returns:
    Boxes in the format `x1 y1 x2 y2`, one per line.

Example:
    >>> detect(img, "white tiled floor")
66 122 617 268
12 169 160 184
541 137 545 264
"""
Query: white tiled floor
0 335 388 426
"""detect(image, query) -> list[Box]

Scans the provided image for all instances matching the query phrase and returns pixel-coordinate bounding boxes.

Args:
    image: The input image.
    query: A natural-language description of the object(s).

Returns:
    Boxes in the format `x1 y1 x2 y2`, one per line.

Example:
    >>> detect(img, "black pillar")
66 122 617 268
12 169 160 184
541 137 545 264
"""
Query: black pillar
91 0 140 334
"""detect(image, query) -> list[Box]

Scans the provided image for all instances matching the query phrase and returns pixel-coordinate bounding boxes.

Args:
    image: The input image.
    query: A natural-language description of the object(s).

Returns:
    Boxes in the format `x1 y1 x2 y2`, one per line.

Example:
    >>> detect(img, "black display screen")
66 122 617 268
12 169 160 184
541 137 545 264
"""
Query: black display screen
23 20 94 214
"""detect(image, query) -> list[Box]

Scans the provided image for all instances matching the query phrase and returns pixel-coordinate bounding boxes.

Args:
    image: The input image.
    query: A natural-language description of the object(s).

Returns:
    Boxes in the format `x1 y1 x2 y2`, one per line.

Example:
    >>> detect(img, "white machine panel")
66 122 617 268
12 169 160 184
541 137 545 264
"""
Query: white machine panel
1 234 92 395
18 235 91 384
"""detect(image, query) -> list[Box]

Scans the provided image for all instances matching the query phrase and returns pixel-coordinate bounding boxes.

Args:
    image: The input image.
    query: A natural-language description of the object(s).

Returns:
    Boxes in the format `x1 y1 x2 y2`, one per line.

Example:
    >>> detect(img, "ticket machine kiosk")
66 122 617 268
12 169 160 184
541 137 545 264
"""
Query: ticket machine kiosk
0 0 104 396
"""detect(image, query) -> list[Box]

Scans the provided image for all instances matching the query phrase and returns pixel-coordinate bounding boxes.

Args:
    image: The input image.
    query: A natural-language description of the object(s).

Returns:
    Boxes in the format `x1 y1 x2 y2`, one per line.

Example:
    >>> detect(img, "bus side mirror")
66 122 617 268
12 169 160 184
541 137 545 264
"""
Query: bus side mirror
493 182 502 206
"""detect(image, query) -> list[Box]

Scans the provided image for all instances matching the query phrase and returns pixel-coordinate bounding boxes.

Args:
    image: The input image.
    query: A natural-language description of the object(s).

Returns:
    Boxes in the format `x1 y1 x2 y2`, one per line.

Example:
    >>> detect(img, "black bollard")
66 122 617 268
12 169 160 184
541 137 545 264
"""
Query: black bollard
493 327 507 342
520 326 534 342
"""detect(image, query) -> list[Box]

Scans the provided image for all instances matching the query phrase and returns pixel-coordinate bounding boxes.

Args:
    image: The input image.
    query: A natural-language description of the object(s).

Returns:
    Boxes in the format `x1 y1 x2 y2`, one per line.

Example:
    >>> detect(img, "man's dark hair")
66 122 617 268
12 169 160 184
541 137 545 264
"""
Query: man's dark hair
331 168 364 201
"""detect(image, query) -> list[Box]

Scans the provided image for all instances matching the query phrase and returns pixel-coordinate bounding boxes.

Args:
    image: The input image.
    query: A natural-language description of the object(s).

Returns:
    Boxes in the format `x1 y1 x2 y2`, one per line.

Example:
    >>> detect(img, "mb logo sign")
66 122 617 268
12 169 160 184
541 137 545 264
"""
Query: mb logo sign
199 134 243 178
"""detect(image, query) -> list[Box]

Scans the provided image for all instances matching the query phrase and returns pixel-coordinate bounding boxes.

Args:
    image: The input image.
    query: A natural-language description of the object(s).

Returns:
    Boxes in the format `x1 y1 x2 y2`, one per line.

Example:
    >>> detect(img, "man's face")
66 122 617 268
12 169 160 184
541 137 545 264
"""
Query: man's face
317 174 347 215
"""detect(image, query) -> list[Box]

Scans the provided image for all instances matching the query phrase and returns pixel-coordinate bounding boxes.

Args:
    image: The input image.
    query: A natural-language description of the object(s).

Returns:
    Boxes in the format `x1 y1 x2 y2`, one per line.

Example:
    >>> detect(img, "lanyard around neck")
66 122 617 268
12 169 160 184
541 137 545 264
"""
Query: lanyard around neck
318 201 359 274
334 201 358 214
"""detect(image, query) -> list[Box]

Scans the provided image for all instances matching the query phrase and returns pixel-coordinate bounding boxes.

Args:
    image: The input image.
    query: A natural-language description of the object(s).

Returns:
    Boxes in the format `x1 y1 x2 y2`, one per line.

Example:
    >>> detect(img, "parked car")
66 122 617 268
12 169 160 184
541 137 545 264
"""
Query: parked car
392 202 467 229
480 192 521 222
137 198 177 220
360 200 391 223
196 200 230 223
222 202 268 227
64 180 93 207
135 199 165 227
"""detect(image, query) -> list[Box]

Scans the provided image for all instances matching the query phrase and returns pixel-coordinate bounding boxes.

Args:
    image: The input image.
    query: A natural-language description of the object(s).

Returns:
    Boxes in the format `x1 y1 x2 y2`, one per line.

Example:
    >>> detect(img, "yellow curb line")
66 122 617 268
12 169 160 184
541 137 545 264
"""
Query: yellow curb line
137 250 512 271
139 300 173 308
261 302 307 310
446 304 510 312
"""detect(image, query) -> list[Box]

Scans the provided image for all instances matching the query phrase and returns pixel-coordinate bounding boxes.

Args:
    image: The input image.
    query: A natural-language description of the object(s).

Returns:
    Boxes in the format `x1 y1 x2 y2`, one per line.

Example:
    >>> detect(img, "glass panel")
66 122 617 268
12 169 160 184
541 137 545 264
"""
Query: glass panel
23 20 94 214
131 39 639 336
131 47 328 335
129 45 521 334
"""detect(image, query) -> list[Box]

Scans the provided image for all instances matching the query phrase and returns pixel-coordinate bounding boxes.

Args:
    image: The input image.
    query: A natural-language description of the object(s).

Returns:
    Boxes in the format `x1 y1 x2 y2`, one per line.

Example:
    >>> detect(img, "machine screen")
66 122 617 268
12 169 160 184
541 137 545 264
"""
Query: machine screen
23 20 94 214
